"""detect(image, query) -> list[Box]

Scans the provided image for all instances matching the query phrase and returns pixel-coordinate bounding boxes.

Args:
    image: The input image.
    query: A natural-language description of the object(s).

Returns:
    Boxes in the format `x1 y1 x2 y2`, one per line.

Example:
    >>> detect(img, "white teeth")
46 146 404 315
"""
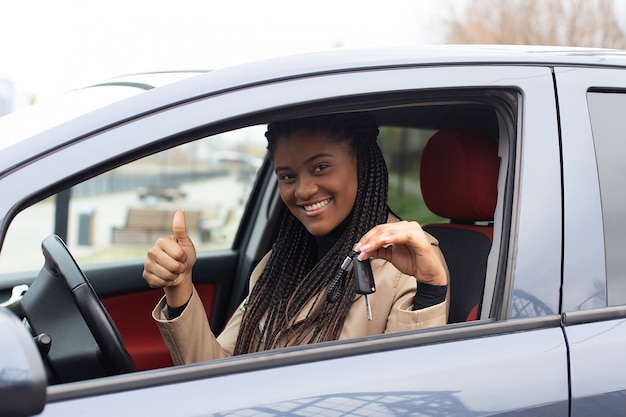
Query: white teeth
304 199 330 211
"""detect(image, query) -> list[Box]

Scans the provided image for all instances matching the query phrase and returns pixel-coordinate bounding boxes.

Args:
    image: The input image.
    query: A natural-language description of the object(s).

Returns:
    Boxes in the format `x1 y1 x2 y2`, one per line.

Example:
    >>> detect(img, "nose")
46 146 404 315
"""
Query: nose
295 175 318 200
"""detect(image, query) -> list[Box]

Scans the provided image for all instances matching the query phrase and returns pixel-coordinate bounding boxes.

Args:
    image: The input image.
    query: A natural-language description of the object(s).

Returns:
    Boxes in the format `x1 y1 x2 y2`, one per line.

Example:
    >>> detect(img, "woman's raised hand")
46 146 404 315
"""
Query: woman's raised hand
142 210 196 307
354 220 447 286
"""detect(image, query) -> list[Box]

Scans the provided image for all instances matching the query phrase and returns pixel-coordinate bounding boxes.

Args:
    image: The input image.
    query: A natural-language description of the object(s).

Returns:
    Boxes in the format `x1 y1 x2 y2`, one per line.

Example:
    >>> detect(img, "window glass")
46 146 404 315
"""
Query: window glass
587 92 626 305
378 126 442 225
0 125 267 274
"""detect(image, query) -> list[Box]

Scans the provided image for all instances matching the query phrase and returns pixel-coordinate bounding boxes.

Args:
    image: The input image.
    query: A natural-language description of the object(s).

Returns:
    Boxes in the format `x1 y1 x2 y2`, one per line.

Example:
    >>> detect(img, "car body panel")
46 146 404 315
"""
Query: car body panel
42 320 568 417
555 66 626 416
555 66 610 312
501 66 562 319
564 311 626 417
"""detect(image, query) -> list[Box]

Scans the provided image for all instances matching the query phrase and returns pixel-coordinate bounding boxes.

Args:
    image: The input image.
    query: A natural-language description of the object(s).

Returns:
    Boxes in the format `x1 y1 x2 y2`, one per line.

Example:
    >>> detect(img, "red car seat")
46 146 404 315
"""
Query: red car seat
420 126 500 323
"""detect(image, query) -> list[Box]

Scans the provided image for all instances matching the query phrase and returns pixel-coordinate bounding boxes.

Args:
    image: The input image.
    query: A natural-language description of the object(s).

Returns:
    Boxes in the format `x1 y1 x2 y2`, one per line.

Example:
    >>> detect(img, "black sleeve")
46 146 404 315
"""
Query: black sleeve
413 282 447 310
165 301 189 320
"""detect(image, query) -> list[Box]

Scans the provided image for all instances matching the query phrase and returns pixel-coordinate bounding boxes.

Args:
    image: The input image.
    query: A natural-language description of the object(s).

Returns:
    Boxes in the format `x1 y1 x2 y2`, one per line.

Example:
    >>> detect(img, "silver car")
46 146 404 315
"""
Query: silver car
0 45 625 416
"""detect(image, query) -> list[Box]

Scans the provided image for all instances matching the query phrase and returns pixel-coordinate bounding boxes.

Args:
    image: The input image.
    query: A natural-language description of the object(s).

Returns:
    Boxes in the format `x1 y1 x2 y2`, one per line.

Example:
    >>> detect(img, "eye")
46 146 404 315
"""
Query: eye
314 163 329 173
278 173 295 182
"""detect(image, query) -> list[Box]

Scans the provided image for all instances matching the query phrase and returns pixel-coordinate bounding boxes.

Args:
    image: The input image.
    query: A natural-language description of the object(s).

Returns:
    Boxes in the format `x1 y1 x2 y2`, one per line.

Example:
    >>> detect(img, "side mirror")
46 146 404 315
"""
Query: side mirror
0 307 47 417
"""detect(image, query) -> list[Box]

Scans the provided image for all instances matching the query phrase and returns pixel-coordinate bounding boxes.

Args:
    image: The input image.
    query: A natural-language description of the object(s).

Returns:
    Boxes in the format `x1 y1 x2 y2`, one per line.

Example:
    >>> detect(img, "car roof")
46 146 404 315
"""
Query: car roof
209 44 626 86
2 44 626 175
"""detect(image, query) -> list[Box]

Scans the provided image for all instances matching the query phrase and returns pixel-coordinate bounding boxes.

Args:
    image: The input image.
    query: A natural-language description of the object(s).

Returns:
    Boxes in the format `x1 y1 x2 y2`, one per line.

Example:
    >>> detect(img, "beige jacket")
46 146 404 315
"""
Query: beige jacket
154 238 448 365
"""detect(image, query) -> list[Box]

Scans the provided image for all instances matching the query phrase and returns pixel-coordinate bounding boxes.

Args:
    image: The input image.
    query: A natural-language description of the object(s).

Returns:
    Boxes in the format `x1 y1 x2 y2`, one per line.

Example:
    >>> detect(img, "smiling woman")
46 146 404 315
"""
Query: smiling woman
271 130 358 237
142 112 449 363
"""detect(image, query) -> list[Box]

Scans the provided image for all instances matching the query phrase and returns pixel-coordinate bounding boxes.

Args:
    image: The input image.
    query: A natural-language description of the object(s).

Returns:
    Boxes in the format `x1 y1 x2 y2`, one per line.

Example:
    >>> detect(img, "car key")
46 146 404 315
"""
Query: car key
353 254 376 320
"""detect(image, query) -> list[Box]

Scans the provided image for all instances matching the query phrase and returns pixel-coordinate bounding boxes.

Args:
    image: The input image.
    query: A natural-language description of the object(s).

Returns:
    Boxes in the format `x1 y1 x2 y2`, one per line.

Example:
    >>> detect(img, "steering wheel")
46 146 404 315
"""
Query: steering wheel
21 235 134 382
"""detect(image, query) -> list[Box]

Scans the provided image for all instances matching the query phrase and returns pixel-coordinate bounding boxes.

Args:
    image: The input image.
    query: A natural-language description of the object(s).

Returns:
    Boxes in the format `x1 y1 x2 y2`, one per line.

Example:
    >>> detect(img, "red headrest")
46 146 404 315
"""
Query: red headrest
420 126 500 222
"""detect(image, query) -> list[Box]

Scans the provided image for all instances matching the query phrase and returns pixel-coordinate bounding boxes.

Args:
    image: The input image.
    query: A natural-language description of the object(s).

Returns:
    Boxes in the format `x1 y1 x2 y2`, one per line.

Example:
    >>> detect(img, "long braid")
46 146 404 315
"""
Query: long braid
235 212 315 351
312 138 388 342
233 112 389 355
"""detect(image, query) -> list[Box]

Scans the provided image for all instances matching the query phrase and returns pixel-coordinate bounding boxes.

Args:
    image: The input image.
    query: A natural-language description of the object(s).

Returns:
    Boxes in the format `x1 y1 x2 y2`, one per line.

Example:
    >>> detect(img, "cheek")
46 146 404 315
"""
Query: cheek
278 184 293 204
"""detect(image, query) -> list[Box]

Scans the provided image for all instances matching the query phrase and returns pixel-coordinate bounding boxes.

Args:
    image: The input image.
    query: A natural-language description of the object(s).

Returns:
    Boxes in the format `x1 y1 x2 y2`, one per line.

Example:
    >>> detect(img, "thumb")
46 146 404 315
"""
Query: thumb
172 210 193 247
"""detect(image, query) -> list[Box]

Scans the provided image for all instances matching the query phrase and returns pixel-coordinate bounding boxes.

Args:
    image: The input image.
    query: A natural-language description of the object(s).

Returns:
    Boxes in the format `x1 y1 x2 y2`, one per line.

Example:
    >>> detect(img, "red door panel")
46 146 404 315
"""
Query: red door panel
102 284 216 370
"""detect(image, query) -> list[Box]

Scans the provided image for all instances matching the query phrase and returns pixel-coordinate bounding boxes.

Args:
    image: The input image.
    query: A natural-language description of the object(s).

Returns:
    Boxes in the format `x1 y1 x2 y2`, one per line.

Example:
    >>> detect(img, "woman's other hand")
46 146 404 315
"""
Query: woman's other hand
142 210 196 307
354 221 447 286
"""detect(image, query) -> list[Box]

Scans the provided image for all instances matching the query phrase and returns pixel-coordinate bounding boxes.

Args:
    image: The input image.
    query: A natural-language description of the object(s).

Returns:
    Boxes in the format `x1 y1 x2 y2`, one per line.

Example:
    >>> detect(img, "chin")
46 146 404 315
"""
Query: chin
304 224 332 237
307 228 329 237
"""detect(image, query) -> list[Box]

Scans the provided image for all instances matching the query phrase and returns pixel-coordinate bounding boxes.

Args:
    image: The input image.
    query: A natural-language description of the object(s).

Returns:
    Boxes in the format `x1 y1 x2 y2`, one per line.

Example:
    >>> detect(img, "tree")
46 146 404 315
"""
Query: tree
443 0 626 48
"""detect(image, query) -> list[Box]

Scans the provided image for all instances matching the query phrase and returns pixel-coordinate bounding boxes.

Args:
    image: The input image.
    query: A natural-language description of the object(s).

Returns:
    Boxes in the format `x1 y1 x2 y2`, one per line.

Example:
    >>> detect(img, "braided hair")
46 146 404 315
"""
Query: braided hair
233 112 389 355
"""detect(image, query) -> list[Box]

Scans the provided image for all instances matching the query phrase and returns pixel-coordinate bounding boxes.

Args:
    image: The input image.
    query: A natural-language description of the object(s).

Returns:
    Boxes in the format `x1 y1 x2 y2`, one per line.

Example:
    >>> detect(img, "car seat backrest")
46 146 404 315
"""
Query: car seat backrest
420 126 500 323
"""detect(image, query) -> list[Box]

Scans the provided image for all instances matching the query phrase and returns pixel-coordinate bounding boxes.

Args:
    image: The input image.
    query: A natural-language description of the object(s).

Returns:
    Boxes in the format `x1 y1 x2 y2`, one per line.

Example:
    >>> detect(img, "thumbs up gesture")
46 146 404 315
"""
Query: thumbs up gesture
143 210 196 307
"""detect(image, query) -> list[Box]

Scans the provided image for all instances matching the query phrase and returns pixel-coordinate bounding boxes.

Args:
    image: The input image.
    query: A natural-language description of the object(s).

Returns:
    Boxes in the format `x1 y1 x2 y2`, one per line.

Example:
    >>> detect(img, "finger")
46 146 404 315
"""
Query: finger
360 244 395 262
144 256 182 280
172 210 193 247
142 270 167 288
142 268 183 288
152 235 185 260
355 223 406 251
373 222 428 247
143 257 180 283
143 249 189 285
146 242 187 275
355 222 429 259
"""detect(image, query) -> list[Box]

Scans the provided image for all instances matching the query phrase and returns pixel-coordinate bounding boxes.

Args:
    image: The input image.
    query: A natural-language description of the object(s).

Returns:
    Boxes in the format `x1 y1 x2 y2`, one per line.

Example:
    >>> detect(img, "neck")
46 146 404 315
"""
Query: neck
315 217 350 262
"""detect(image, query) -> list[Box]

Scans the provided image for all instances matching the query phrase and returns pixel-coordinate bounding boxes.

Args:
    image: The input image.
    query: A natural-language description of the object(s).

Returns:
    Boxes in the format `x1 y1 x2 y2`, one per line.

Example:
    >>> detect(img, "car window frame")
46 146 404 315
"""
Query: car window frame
555 66 626 313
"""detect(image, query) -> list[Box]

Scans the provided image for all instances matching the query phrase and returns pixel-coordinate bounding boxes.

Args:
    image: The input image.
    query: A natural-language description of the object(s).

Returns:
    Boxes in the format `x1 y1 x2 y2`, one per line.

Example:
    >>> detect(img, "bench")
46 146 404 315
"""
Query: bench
111 208 206 244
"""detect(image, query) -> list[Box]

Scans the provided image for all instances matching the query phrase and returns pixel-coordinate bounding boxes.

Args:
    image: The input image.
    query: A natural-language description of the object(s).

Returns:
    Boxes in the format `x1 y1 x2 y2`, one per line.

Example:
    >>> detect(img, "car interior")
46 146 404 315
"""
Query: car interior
420 125 500 323
0 89 514 385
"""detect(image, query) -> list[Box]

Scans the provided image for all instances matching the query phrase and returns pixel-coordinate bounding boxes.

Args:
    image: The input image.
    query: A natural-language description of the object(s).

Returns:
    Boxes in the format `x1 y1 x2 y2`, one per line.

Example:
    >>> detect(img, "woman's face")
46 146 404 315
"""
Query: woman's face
272 130 358 236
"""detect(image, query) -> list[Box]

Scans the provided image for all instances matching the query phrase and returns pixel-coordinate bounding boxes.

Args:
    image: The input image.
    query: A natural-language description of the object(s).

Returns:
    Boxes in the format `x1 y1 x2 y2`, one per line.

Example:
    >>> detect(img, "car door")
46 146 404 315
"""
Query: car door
556 66 626 416
1 59 568 416
0 107 270 373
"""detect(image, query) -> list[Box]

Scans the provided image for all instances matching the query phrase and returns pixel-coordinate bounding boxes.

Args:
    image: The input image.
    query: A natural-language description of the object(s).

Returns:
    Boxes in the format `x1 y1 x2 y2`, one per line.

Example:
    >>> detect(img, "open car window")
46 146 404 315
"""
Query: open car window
0 126 267 275
0 84 520 390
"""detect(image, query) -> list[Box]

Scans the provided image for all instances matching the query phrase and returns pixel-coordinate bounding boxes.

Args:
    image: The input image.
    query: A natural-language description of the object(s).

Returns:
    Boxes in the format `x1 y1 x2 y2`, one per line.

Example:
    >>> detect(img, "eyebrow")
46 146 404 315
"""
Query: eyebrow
274 152 335 173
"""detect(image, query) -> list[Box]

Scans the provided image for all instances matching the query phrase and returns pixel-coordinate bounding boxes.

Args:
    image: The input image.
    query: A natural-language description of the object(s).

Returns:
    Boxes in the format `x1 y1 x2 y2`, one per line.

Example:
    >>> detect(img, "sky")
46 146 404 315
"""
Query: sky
0 0 462 108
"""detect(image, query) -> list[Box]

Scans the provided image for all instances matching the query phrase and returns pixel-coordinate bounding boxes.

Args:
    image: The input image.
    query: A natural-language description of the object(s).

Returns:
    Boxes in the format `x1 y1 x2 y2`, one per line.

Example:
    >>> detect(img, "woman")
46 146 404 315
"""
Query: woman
142 112 449 364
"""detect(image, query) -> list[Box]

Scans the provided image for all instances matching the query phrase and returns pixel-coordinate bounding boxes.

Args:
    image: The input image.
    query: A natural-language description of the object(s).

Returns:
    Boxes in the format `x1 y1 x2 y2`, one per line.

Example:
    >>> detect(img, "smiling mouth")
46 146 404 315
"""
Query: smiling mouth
303 198 331 212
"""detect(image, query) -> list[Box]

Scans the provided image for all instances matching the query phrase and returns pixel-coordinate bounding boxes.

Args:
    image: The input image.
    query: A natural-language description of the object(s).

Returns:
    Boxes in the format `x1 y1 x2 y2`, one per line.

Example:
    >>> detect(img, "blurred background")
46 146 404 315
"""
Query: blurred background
2 0 626 116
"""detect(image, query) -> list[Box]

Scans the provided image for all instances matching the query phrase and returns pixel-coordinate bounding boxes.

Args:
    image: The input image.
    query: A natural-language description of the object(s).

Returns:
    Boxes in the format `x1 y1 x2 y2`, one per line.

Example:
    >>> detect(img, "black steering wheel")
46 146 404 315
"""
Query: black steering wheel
20 235 135 383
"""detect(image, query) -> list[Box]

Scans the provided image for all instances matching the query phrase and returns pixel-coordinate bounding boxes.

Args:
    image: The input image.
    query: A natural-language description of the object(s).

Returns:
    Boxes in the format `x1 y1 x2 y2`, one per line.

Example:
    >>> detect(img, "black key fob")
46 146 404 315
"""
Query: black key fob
353 255 376 295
